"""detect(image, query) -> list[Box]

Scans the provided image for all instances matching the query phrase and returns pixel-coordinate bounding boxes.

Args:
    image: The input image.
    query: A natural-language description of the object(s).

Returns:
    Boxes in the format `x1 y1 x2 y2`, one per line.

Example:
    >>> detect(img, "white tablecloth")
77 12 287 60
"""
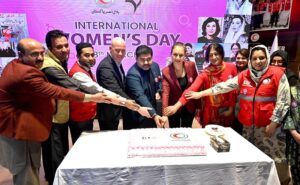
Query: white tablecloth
53 128 280 185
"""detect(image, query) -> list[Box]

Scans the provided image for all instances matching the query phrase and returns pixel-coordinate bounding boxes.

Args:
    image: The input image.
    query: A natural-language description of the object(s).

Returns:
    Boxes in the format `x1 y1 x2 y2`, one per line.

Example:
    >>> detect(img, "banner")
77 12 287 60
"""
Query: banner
0 0 251 72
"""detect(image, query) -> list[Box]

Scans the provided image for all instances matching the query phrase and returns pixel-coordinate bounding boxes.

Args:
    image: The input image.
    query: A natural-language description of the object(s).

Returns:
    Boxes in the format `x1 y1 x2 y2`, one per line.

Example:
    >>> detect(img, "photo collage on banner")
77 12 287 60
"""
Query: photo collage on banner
190 0 252 72
251 0 293 31
0 13 29 75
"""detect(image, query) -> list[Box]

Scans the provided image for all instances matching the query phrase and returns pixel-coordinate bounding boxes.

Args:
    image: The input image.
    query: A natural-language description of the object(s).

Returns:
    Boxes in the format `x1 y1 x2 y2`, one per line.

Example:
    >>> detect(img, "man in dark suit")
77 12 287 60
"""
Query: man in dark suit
96 37 151 130
0 38 108 185
125 45 167 128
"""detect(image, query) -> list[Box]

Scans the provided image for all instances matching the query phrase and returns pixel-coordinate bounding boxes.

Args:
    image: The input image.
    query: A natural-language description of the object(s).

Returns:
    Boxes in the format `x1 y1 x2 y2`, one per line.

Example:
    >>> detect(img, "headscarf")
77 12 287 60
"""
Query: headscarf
270 50 289 68
248 44 270 84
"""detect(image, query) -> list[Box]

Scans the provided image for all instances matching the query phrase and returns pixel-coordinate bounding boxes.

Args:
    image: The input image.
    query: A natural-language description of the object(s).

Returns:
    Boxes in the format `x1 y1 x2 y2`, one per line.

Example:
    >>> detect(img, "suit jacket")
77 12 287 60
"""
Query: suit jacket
96 54 130 123
162 61 198 114
125 62 161 123
0 59 84 141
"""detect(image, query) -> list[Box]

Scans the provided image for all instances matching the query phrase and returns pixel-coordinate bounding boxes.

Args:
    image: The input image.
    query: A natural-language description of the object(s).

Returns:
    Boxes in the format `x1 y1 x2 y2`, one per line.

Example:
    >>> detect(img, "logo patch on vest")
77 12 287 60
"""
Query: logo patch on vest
242 80 251 87
242 89 248 94
262 78 271 84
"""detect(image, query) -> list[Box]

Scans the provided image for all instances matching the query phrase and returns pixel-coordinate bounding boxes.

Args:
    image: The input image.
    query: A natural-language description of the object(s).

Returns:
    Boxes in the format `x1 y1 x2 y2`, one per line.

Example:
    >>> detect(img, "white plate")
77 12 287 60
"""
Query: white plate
205 124 225 136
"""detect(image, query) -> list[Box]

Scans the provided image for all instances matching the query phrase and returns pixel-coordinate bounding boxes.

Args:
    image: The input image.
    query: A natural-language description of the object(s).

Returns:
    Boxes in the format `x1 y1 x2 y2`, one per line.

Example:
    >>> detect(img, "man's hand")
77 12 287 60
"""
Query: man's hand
153 115 163 128
161 116 169 128
85 92 112 104
154 115 169 128
264 122 279 138
124 99 140 110
137 107 152 118
185 91 202 100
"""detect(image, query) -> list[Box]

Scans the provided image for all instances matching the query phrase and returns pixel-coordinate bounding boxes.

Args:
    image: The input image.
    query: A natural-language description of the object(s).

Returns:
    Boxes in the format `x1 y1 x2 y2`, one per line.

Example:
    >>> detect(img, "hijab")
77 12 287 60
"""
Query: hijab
248 45 270 84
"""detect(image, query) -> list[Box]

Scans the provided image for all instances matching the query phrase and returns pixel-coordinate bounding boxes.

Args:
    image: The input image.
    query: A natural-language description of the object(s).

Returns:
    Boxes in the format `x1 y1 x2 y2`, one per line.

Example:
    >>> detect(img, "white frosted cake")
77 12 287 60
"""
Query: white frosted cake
127 128 207 158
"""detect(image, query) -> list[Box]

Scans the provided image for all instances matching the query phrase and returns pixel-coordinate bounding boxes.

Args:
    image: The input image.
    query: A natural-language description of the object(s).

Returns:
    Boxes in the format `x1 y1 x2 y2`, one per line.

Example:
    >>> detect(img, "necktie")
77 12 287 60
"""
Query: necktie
120 64 125 83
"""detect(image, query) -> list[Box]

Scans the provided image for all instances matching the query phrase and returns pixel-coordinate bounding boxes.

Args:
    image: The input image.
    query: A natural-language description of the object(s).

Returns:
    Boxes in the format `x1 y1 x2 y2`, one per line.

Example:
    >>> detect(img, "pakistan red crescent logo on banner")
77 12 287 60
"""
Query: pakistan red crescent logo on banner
96 0 142 12
97 0 113 4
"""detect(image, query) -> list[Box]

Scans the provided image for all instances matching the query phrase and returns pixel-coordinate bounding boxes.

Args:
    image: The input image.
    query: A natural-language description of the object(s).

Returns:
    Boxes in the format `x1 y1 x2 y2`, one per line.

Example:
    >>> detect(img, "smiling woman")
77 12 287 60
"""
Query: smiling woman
168 43 238 128
198 17 222 43
180 44 291 184
162 42 198 128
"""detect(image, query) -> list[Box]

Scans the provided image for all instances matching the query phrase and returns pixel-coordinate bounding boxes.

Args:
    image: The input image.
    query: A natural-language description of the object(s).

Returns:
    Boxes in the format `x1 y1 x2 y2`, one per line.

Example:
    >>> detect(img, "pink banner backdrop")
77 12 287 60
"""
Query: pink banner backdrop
0 0 231 72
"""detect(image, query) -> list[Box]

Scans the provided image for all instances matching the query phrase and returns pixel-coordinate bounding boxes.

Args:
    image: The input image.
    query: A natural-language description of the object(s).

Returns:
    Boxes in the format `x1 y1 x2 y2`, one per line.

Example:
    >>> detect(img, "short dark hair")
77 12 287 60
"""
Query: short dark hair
17 42 25 54
185 43 192 48
76 42 93 56
205 43 224 61
171 42 186 54
236 48 249 58
135 45 153 58
202 17 221 37
45 29 68 49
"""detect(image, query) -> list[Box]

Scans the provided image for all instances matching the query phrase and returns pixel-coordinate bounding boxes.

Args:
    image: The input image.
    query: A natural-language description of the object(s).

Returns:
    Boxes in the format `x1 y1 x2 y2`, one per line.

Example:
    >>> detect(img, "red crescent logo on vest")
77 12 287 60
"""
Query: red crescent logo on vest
262 78 271 84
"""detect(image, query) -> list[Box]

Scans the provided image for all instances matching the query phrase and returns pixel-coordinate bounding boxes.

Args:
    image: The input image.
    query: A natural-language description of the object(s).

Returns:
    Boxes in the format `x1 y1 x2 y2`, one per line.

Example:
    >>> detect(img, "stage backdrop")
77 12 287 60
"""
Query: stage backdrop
0 0 251 73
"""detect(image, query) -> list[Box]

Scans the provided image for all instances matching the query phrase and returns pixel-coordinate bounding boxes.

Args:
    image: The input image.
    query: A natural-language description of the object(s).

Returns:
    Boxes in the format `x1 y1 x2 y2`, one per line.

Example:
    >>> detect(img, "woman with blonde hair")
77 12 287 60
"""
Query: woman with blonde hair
162 42 198 127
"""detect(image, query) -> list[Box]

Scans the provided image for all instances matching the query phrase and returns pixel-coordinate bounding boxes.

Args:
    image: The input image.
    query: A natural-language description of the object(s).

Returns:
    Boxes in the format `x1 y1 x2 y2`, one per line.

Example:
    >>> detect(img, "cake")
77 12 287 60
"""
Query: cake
127 128 207 158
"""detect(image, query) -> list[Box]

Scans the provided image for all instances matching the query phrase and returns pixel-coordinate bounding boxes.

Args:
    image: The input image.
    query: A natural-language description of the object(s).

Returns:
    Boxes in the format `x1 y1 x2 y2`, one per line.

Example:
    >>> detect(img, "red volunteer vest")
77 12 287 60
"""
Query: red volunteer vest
237 66 284 127
69 62 97 122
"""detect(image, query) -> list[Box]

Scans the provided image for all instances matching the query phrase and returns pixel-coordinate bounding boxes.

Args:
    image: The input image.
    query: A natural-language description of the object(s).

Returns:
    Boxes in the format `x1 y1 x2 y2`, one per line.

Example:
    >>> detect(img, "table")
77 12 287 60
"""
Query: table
53 128 280 185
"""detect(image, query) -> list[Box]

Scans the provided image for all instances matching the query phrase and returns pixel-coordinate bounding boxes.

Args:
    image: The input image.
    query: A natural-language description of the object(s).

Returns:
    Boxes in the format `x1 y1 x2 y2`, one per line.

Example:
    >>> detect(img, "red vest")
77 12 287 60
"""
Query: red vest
269 2 281 12
237 66 284 127
282 0 290 11
69 62 97 122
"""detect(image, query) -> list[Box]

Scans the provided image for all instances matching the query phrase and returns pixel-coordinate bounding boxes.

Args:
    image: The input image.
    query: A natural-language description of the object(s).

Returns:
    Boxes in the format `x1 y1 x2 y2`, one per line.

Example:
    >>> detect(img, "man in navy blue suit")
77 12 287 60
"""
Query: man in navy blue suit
96 37 151 130
125 45 168 128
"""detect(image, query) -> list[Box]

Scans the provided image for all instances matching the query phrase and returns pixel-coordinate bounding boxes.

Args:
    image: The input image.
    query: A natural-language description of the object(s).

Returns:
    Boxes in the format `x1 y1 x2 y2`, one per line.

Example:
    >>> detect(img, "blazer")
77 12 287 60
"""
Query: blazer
0 59 84 142
162 61 198 114
96 54 130 122
126 62 162 119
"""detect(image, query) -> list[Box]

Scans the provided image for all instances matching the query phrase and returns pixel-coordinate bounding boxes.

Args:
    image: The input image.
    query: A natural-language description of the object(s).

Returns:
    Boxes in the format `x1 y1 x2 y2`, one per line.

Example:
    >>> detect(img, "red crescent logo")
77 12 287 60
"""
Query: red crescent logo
99 0 109 4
